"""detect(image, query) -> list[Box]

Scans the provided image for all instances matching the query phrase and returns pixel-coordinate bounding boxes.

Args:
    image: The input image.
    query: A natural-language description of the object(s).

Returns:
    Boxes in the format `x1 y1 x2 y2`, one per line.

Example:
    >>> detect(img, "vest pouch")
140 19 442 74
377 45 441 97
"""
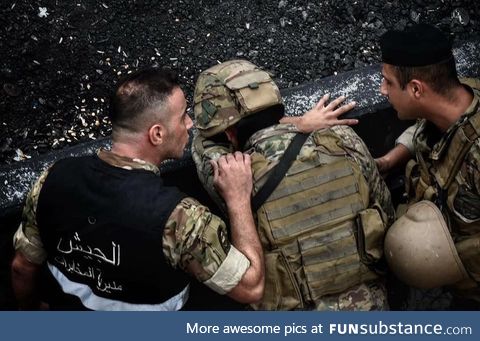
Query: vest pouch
356 207 386 268
396 203 408 218
405 159 419 200
415 176 434 202
298 221 376 301
225 70 281 113
252 249 302 310
448 182 480 234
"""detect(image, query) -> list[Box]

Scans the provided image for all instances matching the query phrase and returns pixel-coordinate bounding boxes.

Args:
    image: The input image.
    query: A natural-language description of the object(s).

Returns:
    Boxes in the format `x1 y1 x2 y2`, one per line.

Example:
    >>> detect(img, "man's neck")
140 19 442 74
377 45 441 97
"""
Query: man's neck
423 85 474 132
110 140 162 166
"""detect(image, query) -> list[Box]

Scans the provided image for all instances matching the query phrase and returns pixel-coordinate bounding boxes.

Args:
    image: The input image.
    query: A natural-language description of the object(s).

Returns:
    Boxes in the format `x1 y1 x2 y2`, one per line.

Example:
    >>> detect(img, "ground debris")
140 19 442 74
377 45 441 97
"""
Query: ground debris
1 0 478 165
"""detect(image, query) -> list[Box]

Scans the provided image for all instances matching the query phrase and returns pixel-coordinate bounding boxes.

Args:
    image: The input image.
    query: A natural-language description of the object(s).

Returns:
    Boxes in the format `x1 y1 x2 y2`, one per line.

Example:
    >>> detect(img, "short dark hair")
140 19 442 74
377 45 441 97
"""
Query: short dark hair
392 58 460 97
109 67 179 133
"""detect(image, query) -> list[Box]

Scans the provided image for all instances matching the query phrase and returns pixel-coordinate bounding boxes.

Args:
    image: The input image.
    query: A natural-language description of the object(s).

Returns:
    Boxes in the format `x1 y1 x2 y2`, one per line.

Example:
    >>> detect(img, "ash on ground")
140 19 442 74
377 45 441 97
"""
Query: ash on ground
1 0 479 164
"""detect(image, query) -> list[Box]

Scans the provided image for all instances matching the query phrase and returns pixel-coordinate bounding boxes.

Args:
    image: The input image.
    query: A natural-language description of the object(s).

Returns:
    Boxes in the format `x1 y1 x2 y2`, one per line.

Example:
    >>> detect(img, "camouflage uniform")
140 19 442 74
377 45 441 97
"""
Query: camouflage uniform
13 149 250 296
396 79 480 302
193 123 395 310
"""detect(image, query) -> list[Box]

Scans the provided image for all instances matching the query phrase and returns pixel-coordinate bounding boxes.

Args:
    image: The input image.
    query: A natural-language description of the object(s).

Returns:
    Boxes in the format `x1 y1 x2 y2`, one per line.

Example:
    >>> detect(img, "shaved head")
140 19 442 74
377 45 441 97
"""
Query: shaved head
109 67 180 138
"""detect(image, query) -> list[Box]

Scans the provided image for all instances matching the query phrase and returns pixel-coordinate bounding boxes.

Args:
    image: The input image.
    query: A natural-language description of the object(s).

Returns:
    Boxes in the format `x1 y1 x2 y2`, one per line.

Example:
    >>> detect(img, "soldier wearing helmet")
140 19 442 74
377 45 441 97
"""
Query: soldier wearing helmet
192 60 394 310
376 24 480 308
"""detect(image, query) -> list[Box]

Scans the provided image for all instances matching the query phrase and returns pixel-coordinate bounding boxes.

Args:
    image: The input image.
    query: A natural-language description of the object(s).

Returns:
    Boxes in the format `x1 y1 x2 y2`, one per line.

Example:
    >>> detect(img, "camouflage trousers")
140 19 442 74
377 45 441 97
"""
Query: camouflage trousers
313 281 389 311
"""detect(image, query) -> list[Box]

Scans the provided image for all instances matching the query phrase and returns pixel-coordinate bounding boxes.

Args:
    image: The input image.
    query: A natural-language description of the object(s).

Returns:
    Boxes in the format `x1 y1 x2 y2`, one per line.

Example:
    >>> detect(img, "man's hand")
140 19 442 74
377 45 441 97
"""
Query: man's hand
210 152 253 206
280 94 358 133
211 152 264 303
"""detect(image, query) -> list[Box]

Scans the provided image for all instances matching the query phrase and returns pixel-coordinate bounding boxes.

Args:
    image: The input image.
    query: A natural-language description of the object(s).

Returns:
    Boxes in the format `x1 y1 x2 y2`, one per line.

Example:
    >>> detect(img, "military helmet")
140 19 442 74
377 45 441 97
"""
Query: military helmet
193 60 283 137
384 200 469 289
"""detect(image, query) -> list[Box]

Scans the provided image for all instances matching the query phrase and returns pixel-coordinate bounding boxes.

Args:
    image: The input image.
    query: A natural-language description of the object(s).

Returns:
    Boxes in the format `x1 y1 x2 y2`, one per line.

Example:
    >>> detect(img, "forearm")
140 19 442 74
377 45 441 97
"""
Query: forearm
210 152 264 302
376 144 412 173
225 198 264 303
279 116 319 133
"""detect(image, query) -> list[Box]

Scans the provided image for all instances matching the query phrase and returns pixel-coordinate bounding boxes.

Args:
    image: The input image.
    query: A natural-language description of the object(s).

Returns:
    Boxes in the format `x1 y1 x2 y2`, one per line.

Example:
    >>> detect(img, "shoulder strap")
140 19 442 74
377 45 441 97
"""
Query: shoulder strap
252 133 309 212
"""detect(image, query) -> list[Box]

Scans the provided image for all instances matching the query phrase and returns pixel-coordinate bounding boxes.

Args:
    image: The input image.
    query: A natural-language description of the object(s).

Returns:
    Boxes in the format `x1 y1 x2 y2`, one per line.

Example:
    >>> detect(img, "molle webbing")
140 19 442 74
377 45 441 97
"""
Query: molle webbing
299 229 358 267
411 103 480 205
251 130 384 310
263 159 365 243
267 183 360 221
252 133 308 212
297 220 378 299
258 155 383 310
267 166 354 202
298 223 354 251
270 202 364 240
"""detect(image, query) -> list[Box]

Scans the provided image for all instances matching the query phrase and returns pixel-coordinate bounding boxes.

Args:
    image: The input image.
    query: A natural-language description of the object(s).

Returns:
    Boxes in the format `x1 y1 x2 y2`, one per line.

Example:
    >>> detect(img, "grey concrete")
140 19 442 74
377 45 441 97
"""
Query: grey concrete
1 39 479 218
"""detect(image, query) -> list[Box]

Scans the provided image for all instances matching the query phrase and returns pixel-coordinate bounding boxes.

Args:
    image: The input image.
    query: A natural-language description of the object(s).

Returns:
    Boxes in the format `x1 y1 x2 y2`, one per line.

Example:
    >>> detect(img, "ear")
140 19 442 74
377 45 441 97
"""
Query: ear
409 79 424 99
225 126 239 149
148 123 166 146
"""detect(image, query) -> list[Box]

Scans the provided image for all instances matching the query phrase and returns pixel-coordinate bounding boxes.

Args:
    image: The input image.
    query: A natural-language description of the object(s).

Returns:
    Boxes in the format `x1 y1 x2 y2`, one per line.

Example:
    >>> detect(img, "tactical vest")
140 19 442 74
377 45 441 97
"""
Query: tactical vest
405 90 480 287
36 155 190 310
250 129 386 310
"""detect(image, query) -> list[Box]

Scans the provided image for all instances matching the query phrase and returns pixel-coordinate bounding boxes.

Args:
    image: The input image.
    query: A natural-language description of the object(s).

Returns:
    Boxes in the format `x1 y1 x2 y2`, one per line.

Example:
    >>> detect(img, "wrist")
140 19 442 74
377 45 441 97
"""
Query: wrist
226 196 252 214
294 117 308 132
382 155 390 167
378 155 392 173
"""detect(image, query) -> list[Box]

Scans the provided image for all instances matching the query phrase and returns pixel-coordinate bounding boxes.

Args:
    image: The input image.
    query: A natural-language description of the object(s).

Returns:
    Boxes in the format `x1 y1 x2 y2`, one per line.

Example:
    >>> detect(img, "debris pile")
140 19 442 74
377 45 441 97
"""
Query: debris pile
1 0 479 164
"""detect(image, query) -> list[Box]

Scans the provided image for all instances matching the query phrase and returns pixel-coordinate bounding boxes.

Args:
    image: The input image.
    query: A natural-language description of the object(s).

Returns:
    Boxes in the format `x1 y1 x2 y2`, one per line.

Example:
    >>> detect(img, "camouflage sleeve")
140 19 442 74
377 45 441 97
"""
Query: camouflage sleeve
455 140 480 220
459 77 480 195
395 122 419 154
13 169 51 265
467 141 480 195
162 197 250 295
191 132 234 214
331 125 395 226
460 77 480 91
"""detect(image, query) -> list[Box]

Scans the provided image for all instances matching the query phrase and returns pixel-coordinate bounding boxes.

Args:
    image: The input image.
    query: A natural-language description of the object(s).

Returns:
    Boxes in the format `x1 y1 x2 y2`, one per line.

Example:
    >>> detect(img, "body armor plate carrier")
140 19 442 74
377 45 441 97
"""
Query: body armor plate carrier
405 84 480 288
250 130 386 310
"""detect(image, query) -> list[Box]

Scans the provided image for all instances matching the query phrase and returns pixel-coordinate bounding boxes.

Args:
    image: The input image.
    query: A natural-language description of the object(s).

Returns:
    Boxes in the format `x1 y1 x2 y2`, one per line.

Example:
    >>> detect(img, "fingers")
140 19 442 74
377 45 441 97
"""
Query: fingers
336 118 359 126
213 152 253 203
325 95 346 110
216 152 251 169
315 93 330 110
225 153 235 164
210 159 219 180
315 95 356 114
243 153 251 168
331 101 356 117
233 151 244 162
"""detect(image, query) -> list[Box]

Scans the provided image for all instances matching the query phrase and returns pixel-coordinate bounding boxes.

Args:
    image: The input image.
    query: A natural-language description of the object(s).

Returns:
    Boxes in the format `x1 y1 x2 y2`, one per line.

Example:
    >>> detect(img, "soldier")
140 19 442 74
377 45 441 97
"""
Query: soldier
192 60 395 310
375 24 480 308
10 67 264 310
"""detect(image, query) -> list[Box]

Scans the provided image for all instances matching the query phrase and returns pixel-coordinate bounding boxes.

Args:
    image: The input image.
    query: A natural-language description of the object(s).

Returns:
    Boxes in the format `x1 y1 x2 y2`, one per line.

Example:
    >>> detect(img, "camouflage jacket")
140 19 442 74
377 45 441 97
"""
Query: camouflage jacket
396 84 480 298
396 82 480 224
192 123 395 310
13 149 249 295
